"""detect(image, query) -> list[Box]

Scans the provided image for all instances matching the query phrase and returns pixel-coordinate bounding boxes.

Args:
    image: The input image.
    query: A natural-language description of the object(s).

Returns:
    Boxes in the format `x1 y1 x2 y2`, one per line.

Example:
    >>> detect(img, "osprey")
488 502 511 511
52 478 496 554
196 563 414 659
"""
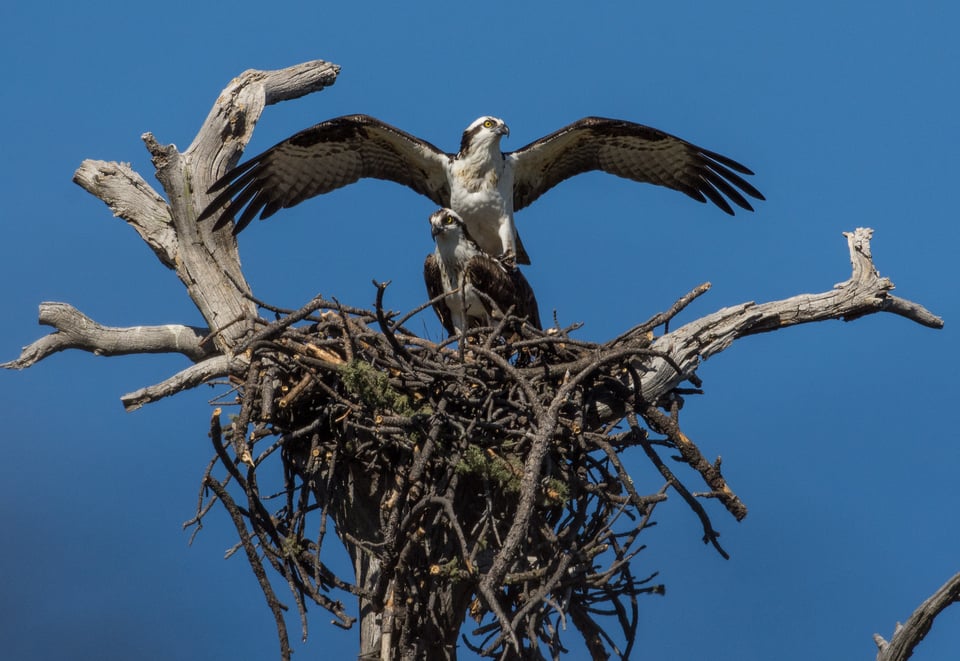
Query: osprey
423 208 541 336
199 114 764 264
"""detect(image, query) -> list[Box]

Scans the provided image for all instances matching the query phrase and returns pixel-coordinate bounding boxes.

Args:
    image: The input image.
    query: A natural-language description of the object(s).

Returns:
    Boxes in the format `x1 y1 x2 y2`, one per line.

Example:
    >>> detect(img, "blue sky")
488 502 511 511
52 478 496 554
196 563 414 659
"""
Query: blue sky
2 1 958 659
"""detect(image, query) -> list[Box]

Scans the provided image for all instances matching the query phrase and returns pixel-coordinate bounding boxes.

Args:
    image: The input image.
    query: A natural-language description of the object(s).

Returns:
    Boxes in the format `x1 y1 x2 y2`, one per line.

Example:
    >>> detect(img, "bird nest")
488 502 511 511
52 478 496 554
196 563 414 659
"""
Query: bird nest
189 283 740 660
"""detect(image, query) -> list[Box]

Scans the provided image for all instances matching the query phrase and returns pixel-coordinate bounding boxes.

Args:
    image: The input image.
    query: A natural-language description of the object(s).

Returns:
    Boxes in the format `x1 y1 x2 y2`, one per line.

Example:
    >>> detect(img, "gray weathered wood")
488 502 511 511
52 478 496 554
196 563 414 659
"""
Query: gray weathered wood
1 302 214 369
71 60 341 354
631 228 942 405
874 571 960 661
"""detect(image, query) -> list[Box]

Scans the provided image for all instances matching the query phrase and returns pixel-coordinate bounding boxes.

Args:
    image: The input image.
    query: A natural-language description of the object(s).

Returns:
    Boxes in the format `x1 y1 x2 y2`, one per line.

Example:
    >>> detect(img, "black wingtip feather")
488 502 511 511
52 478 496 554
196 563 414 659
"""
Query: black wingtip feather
700 146 756 176
260 199 284 220
702 168 753 212
232 211 255 235
198 191 230 223
210 208 234 231
684 188 709 205
703 156 765 204
697 177 735 215
232 189 274 234
198 158 265 225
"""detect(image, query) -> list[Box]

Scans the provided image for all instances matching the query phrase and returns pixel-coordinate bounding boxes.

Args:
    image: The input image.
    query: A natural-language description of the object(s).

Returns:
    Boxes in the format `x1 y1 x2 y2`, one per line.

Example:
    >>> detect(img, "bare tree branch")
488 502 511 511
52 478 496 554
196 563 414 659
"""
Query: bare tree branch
875 571 960 661
2 302 214 369
72 161 176 267
120 355 234 412
628 228 943 407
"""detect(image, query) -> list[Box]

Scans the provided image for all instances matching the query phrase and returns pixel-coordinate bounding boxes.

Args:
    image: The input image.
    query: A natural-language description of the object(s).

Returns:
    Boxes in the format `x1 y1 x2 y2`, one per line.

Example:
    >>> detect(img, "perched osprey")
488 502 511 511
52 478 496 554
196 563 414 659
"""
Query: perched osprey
423 208 541 336
199 114 764 265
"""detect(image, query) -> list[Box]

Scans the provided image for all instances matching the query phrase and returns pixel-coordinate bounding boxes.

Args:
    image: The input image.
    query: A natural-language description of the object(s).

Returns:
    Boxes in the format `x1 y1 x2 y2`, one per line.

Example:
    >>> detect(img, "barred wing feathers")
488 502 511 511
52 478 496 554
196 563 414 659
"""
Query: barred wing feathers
200 115 452 233
508 117 763 214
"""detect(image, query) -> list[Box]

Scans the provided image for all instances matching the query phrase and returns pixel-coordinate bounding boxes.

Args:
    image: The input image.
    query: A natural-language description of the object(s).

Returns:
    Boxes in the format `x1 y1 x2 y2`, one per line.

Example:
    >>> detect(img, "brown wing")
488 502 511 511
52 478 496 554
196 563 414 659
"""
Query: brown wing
423 253 455 336
507 117 763 214
464 255 541 330
509 267 542 330
199 115 453 233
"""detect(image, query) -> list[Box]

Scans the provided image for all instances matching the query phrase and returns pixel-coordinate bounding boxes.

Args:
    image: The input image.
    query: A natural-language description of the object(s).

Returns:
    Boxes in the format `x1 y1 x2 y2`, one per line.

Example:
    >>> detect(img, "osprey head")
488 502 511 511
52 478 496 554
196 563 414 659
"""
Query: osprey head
459 116 509 155
429 208 467 240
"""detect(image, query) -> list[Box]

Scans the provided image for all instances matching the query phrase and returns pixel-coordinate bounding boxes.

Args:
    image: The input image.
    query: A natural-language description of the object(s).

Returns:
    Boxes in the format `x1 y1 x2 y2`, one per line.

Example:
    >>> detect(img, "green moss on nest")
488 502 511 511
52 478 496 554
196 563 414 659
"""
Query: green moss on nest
456 445 523 493
339 359 413 415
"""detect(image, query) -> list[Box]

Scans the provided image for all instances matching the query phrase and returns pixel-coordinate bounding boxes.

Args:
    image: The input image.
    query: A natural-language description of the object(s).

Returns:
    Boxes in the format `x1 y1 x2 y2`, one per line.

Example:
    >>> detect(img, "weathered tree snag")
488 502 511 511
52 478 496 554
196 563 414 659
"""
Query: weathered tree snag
3 60 947 661
70 60 341 353
874 571 960 661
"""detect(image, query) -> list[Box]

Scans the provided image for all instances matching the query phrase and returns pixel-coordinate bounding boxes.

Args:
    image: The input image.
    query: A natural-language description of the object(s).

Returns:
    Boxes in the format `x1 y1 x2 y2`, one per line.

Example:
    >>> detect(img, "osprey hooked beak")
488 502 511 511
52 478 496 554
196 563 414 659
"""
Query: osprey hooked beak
479 117 509 137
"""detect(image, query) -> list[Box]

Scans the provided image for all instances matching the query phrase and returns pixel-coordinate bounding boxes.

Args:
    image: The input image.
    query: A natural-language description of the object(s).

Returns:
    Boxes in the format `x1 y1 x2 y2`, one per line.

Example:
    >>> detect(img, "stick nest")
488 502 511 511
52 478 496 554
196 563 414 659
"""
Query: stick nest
190 285 741 660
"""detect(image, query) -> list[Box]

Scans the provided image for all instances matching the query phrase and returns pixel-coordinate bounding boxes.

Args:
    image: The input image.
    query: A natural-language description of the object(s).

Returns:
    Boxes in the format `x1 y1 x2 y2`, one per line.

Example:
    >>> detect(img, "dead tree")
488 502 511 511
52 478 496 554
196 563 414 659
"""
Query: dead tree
4 60 949 660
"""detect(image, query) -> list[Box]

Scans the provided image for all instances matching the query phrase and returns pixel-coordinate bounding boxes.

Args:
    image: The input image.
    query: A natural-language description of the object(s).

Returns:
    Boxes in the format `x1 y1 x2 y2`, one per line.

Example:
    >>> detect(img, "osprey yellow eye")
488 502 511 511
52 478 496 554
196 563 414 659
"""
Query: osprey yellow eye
444 215 455 225
483 119 494 129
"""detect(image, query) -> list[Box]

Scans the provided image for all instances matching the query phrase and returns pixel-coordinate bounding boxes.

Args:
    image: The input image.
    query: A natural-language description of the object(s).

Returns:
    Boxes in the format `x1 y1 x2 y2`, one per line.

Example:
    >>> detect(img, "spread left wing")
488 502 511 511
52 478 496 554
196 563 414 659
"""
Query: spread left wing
507 117 763 214
199 115 452 233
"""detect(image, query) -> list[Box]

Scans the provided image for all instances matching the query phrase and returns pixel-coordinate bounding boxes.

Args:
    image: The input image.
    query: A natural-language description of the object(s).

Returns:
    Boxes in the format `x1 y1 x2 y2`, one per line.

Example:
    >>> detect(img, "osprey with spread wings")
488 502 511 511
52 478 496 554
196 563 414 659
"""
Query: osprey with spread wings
199 114 764 264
